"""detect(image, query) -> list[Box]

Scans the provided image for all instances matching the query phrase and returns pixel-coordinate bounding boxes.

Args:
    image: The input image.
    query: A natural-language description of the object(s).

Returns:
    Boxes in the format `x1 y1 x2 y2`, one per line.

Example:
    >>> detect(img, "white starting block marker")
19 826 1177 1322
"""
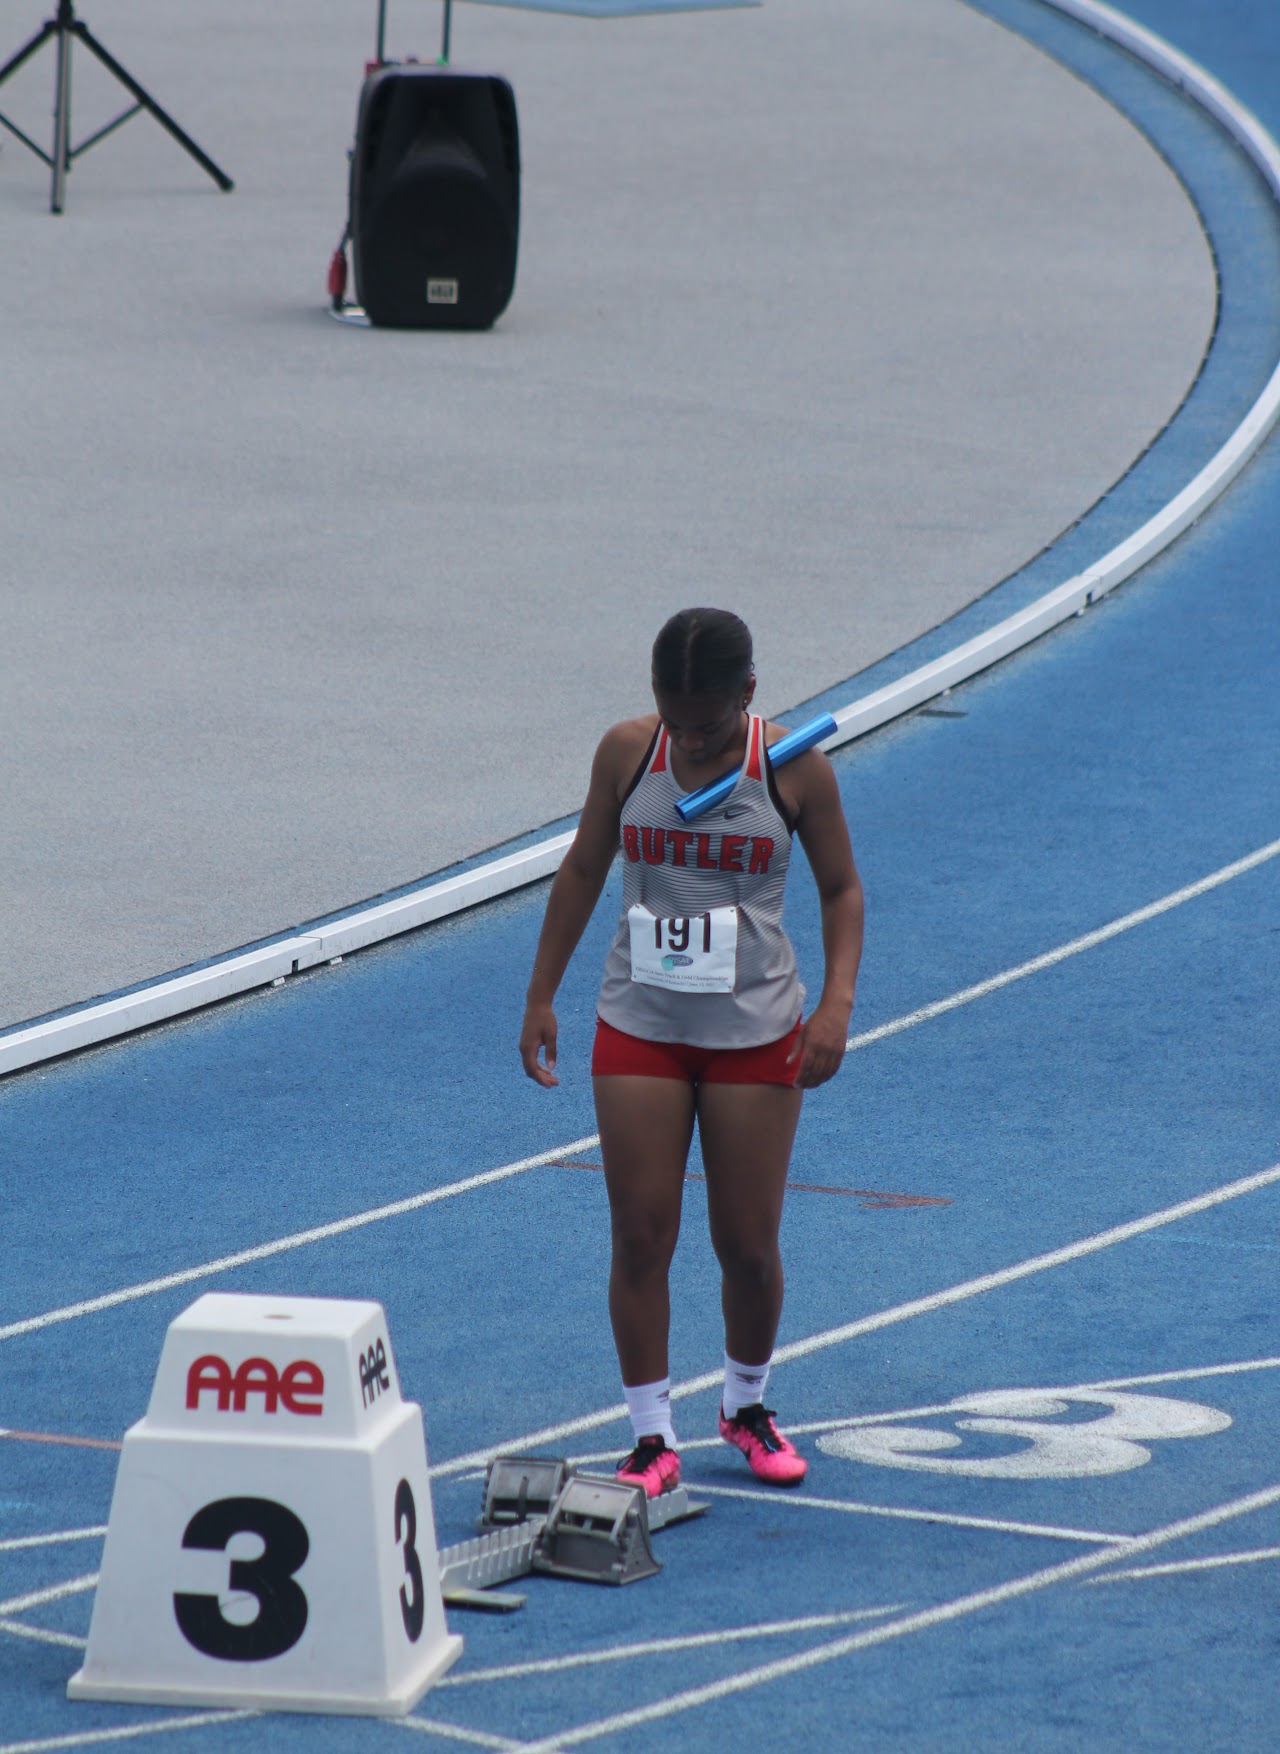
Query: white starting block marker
68 1293 461 1717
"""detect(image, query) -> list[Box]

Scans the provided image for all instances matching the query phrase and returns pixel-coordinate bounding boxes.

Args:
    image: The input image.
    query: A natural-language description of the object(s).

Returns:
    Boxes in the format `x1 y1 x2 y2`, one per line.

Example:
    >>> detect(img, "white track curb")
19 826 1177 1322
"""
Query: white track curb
3 0 1279 1079
820 1 1280 749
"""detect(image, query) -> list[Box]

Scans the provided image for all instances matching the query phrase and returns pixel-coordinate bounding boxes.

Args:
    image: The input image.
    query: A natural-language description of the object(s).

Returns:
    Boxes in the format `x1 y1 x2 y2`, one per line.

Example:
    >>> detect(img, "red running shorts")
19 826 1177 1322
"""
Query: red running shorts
591 1015 803 1087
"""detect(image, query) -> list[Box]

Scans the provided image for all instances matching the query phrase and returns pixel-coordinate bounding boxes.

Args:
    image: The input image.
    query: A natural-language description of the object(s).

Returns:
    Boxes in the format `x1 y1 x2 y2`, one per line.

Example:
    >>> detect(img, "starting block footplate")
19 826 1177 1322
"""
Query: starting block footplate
532 1475 660 1587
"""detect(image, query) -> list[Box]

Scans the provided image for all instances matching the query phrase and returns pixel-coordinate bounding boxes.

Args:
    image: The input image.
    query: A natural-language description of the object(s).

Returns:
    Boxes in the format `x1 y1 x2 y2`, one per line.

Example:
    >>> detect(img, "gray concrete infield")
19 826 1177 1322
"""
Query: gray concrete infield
0 0 1214 1028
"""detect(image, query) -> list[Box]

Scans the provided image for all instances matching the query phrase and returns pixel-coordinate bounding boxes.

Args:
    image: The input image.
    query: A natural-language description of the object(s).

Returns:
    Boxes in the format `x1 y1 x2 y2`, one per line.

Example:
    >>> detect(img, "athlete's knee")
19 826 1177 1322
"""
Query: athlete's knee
715 1239 781 1292
611 1208 680 1281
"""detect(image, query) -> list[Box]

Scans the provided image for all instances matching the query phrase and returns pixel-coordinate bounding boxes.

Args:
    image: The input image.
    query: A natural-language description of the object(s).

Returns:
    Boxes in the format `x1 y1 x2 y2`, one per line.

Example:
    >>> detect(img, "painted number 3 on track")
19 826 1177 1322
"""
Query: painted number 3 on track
817 1390 1232 1479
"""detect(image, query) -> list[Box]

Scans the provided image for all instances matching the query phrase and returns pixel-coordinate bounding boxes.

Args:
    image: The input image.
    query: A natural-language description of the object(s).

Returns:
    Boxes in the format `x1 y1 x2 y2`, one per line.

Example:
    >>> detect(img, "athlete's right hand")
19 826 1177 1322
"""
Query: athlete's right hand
519 1002 559 1087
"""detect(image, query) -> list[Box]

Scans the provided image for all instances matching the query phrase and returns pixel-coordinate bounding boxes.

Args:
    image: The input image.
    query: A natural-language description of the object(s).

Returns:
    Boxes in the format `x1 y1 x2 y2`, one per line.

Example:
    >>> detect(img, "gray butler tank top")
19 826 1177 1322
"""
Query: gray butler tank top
597 715 805 1048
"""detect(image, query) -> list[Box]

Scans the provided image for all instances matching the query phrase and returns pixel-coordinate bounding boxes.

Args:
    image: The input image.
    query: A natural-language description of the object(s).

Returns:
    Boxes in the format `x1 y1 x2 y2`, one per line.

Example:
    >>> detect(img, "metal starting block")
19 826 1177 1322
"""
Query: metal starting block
439 1520 543 1613
642 1482 708 1533
477 1454 570 1529
437 1455 708 1610
532 1475 659 1586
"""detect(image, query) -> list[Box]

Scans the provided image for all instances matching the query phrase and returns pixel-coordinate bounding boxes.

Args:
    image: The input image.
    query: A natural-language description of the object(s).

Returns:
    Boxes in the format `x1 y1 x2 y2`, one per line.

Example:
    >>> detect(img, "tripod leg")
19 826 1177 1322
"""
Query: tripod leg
73 21 232 191
0 21 56 89
52 23 72 213
0 24 59 170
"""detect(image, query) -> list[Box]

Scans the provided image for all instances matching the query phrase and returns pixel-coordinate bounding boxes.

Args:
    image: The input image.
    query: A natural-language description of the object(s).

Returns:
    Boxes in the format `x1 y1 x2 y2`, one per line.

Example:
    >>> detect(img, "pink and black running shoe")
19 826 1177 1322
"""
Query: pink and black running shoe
616 1436 681 1497
719 1403 808 1485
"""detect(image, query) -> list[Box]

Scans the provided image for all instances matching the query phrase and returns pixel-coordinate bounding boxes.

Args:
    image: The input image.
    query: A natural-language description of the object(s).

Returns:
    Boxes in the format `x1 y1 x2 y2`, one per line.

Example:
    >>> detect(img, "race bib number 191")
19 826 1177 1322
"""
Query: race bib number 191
628 904 738 993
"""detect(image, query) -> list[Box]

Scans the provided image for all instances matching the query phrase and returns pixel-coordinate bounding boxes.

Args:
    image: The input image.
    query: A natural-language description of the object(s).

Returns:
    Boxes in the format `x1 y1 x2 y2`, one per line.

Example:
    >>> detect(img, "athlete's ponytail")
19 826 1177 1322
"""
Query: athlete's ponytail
652 608 753 698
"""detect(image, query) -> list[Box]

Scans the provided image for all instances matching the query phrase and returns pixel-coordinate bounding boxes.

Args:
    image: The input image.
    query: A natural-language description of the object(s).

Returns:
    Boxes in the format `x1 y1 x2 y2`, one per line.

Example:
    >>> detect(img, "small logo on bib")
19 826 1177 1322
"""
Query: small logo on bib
662 954 693 970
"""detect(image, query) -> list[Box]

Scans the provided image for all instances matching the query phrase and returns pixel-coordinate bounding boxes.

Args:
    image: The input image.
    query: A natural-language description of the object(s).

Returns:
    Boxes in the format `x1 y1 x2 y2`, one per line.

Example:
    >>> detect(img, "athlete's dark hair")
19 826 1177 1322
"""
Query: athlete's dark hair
651 607 754 697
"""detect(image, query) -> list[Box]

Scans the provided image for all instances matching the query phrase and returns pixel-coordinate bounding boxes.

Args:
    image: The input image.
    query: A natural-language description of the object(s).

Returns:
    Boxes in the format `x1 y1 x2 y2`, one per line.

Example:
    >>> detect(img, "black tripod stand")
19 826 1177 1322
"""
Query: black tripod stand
0 0 232 212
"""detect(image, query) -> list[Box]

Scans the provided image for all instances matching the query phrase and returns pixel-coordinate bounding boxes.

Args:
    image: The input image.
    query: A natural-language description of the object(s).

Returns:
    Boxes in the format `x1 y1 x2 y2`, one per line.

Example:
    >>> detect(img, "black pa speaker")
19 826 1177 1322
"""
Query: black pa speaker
350 67 520 330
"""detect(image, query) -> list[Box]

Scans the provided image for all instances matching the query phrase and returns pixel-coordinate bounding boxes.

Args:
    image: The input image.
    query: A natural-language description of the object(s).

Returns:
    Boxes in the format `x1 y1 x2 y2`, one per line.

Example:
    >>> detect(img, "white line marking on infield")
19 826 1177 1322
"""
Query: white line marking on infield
437 1607 907 1687
0 1619 88 1652
845 837 1280 1052
0 1713 256 1754
1086 1545 1280 1584
430 1158 1280 1476
515 1481 1280 1751
689 1483 1131 1546
0 1575 98 1617
0 1528 106 1554
3 837 1275 1350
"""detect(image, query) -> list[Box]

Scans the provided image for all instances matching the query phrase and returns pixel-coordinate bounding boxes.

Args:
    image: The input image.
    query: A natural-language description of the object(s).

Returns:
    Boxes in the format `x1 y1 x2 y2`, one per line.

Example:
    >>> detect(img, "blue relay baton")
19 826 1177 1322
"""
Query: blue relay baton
674 712 838 823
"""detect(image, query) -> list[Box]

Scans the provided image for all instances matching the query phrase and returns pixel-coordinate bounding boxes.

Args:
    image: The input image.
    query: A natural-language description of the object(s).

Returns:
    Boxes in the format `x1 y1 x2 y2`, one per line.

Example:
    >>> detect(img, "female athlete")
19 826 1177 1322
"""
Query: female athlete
519 607 863 1495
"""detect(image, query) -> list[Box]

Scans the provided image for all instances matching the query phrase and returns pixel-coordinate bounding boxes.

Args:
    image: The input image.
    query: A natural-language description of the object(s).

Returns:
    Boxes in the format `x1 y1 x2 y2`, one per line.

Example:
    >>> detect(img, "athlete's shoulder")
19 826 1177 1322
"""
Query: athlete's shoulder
597 713 659 760
763 723 835 823
592 714 660 788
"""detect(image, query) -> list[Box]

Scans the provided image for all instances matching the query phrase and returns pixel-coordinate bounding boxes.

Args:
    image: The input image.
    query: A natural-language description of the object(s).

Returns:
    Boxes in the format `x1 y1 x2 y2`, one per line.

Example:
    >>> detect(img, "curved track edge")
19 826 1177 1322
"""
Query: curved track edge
3 0 1278 1079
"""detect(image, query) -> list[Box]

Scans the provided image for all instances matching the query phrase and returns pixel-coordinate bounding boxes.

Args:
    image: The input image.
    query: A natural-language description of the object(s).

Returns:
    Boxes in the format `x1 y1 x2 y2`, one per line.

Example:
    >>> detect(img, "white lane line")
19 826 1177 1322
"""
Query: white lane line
0 1714 255 1754
5 837 1276 1351
1087 1357 1280 1391
0 1528 106 1554
0 1575 97 1617
436 1607 906 1688
689 1483 1130 1546
516 1481 1280 1752
395 1717 529 1752
430 1159 1280 1476
1087 1546 1280 1585
846 837 1280 1051
0 1138 599 1345
0 1619 87 1651
765 1162 1280 1370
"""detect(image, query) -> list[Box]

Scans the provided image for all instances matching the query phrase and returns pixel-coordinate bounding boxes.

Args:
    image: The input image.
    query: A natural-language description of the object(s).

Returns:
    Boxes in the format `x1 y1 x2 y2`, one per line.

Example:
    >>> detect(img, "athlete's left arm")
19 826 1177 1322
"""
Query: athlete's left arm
788 750 863 1089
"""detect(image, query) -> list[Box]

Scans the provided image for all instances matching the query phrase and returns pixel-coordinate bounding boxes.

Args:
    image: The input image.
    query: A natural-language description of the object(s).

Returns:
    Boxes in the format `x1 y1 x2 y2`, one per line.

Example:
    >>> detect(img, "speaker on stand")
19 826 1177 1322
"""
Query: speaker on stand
329 1 520 331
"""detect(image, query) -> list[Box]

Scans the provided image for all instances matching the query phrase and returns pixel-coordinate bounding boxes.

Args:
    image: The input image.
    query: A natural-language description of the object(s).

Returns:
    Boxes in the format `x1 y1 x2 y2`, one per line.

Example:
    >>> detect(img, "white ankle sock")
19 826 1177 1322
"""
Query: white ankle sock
623 1378 676 1448
722 1353 771 1419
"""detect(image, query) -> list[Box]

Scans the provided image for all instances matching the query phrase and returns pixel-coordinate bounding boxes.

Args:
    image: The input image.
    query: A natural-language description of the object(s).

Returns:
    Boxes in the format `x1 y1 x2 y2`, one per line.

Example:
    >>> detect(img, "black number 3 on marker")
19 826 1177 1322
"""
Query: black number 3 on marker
395 1477 425 1642
173 1497 309 1662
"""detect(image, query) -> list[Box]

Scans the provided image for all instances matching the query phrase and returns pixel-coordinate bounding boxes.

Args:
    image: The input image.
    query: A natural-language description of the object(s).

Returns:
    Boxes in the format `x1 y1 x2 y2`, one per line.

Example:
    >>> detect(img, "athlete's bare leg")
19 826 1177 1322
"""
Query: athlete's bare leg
698 1082 803 1366
594 1074 696 1386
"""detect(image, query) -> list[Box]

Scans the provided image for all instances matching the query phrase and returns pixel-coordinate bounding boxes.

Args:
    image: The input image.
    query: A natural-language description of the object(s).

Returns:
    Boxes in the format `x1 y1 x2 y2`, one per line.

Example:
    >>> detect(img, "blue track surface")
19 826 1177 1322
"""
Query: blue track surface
2 4 1279 1751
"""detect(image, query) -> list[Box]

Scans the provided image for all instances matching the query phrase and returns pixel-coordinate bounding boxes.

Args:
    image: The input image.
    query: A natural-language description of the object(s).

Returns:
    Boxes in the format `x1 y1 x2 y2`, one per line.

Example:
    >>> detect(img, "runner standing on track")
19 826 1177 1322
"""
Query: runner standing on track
520 608 863 1495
